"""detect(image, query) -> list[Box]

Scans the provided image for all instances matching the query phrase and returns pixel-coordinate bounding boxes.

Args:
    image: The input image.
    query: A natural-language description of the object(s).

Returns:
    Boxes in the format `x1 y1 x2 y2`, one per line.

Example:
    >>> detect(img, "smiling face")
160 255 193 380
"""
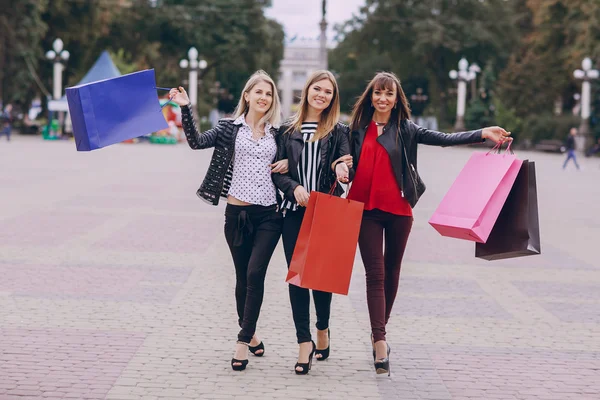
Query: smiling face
371 83 398 114
307 78 334 113
244 80 273 116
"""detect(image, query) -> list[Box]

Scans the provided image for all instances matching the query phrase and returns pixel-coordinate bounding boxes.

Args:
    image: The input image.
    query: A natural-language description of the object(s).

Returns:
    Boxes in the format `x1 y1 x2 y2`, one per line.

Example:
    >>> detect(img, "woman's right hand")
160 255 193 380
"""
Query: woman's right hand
169 86 190 106
293 185 310 207
331 154 353 171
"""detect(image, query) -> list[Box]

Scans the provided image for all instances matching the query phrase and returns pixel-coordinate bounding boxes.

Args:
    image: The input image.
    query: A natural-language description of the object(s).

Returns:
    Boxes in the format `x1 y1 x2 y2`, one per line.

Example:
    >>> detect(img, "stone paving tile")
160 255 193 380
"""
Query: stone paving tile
391 296 514 319
0 211 109 247
1 137 600 399
399 277 488 295
428 346 600 400
0 328 145 399
540 302 600 323
93 214 223 253
0 262 192 302
512 280 600 300
60 194 203 213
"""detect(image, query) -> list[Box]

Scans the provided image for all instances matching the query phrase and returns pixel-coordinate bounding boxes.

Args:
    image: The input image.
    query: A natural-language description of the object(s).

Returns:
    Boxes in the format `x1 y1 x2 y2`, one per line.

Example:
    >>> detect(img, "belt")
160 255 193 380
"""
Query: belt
233 210 254 247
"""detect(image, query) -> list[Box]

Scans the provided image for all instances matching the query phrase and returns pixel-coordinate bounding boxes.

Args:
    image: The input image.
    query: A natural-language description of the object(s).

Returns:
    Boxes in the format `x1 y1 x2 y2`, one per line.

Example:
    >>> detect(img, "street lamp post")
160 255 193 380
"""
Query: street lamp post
179 47 207 107
449 58 477 131
468 63 481 99
45 38 70 100
574 57 599 149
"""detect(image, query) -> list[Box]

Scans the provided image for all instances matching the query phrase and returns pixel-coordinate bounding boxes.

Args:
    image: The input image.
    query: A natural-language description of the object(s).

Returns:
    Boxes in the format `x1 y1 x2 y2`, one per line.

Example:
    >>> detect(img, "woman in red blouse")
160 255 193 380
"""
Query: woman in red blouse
347 72 511 376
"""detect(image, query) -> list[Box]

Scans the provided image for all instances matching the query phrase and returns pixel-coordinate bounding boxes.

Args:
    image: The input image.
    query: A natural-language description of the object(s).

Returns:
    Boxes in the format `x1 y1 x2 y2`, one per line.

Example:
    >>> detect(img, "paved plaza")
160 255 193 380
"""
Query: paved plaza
0 134 599 400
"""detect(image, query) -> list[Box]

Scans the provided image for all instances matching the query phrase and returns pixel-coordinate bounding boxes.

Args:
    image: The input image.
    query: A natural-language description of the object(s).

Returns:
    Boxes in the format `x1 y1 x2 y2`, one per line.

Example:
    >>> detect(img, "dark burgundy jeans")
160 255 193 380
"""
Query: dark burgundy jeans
357 209 413 343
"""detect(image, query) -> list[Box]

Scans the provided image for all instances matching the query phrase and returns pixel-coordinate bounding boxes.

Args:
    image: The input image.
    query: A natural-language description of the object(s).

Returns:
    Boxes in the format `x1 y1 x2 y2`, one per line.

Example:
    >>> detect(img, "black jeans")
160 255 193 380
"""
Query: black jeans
282 207 332 344
358 209 413 343
224 204 282 343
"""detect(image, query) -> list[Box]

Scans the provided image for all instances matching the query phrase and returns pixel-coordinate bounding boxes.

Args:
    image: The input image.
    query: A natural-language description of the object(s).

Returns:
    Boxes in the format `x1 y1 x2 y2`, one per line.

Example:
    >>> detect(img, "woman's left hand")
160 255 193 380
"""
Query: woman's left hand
482 126 513 144
270 159 289 174
336 162 349 183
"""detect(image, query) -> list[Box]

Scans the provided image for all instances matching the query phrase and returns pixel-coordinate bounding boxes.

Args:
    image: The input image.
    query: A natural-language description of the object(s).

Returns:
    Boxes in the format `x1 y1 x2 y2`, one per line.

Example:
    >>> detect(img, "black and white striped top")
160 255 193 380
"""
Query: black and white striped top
281 122 322 211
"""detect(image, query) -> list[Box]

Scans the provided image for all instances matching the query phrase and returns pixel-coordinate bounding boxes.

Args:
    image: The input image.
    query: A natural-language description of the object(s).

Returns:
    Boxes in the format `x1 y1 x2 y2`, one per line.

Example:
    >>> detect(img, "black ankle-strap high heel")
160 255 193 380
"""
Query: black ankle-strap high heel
231 341 249 371
371 333 376 361
294 341 316 375
249 341 265 357
374 342 391 376
315 329 330 361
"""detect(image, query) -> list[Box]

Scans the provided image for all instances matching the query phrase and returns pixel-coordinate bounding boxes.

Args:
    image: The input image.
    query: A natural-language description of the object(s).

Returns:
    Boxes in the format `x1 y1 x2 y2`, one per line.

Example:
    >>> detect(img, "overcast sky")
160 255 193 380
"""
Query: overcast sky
265 0 366 42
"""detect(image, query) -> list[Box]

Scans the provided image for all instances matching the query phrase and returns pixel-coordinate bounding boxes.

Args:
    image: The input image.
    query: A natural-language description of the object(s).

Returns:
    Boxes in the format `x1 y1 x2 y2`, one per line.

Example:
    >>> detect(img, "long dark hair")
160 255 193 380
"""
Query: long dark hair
350 72 411 131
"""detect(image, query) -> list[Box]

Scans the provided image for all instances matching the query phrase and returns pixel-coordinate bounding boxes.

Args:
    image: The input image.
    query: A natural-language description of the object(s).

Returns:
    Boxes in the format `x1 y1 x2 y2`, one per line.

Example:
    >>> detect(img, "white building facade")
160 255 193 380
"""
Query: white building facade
278 38 326 119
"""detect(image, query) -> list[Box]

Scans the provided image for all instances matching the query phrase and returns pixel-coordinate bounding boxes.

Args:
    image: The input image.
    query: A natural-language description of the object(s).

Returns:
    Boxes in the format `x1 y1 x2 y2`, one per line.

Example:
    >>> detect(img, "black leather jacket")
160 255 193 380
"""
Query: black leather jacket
350 119 484 208
272 122 353 203
180 104 280 205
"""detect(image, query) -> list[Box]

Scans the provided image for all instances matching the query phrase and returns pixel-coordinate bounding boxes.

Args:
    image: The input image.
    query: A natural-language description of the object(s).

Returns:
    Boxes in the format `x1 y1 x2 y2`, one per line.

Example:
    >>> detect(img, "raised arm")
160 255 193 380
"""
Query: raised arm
170 86 221 150
409 120 511 147
180 104 224 150
408 120 484 147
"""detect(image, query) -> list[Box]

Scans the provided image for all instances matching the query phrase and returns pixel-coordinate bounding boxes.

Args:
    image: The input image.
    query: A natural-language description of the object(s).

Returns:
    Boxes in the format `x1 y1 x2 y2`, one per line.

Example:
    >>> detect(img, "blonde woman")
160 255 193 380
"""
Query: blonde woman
170 70 288 371
272 70 353 375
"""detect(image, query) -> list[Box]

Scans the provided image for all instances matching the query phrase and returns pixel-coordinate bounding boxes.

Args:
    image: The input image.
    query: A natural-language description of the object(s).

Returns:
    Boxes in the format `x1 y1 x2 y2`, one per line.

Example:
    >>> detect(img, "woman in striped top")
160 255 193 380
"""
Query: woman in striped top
272 70 353 375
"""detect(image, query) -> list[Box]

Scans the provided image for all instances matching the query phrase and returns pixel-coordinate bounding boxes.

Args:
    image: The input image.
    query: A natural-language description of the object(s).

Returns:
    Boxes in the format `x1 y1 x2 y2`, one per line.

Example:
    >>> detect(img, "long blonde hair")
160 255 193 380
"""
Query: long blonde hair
232 70 281 127
286 70 340 140
350 72 411 131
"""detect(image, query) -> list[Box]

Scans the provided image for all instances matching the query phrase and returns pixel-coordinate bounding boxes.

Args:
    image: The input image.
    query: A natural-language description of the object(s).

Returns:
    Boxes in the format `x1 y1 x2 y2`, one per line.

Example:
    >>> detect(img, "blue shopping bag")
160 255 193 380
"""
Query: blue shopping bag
66 69 168 151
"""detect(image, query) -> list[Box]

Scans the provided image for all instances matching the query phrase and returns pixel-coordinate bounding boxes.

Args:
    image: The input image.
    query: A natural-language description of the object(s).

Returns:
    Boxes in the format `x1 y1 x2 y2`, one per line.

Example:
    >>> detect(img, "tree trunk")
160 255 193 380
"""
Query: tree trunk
0 16 6 106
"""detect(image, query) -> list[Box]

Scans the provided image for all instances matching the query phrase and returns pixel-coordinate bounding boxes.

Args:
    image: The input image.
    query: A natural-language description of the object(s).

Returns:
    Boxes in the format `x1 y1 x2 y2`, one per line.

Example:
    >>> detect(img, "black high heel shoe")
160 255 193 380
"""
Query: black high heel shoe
249 341 265 357
371 333 376 361
315 329 330 361
294 341 316 375
231 341 249 371
374 342 391 376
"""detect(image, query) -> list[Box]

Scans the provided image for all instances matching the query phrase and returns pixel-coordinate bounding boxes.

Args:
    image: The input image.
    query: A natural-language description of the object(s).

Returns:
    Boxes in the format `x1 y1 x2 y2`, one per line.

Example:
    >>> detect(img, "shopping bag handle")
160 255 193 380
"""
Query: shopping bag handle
328 181 338 195
486 140 514 155
156 86 176 110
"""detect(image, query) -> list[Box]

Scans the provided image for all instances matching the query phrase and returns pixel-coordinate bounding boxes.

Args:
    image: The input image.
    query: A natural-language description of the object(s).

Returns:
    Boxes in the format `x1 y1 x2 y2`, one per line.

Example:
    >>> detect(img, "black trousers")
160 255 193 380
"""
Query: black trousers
224 204 282 343
282 207 332 344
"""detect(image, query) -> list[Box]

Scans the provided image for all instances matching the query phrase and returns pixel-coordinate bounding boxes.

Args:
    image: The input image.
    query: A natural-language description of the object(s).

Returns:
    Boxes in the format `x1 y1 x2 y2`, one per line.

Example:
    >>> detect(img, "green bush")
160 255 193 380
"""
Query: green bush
520 113 580 143
494 100 524 141
465 99 495 131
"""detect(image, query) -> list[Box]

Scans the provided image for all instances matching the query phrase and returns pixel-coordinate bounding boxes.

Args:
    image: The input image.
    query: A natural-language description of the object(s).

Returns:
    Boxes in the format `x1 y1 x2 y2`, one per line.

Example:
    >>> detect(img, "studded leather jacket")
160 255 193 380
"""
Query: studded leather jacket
180 104 280 205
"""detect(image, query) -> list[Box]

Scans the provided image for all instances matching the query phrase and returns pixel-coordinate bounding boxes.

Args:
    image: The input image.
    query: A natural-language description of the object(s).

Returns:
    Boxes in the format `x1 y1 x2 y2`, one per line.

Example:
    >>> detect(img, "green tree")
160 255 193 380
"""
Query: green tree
0 0 49 108
40 0 116 94
330 0 518 125
106 0 284 115
498 0 600 119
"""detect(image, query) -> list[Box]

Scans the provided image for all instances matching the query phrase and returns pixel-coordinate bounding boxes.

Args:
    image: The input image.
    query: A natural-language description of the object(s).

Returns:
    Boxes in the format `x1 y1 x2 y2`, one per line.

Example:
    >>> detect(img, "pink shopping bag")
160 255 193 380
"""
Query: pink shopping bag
428 147 523 243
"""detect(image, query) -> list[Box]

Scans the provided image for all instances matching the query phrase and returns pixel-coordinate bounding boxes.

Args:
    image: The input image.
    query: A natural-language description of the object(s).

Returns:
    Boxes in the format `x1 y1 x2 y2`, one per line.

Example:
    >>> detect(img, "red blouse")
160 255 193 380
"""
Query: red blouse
347 121 413 217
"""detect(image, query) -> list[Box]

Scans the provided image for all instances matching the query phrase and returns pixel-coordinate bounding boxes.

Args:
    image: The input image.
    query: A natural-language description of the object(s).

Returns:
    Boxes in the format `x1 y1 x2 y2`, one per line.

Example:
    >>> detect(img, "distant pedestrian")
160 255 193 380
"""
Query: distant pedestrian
563 127 580 170
170 70 288 371
0 104 13 141
348 72 512 376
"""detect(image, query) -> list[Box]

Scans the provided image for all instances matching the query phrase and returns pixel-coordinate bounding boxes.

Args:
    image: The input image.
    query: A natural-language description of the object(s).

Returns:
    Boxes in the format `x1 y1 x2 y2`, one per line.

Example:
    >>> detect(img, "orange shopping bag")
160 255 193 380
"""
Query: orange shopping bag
285 186 364 295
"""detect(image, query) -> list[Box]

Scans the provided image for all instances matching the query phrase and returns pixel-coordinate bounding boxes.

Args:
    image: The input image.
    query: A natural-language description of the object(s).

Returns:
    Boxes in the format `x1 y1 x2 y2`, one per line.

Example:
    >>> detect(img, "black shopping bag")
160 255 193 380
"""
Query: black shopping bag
475 160 541 260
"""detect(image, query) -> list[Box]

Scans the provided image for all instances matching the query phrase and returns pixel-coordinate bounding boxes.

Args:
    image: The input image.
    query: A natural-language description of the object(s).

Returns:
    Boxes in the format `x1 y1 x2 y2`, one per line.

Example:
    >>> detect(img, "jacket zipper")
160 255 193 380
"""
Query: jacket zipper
399 131 418 199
